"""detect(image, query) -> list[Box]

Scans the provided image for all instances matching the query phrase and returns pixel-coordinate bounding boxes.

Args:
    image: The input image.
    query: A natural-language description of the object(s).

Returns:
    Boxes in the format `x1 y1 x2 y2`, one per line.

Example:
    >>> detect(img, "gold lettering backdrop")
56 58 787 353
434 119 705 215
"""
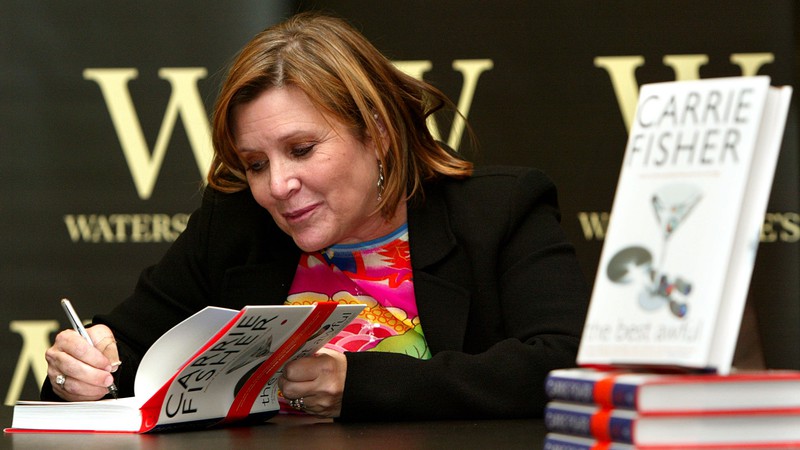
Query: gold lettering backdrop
0 0 292 425
0 0 797 426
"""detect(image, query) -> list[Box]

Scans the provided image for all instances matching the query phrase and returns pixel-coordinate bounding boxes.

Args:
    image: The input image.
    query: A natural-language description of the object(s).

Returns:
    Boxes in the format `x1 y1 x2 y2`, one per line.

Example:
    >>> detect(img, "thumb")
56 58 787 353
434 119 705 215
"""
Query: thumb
87 324 121 371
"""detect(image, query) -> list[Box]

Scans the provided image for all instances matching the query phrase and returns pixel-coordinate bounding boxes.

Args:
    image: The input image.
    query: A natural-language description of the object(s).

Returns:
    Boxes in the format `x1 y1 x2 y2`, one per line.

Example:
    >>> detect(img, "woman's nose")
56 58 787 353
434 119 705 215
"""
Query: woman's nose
268 160 301 199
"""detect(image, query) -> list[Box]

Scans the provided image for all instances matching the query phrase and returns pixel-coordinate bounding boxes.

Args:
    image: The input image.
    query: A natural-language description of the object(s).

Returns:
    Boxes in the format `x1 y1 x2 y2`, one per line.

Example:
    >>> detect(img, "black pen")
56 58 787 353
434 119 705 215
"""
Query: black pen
60 298 119 399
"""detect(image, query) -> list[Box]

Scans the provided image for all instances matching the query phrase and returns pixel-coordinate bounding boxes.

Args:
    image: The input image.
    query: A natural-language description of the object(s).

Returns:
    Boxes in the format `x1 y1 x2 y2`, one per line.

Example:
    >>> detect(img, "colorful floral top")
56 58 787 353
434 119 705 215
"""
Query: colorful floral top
285 224 430 359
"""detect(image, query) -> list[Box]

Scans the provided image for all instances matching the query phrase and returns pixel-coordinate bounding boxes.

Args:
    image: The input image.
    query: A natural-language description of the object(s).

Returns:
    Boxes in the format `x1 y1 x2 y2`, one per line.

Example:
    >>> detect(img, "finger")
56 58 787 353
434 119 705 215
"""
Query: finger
48 371 111 402
281 358 319 383
55 329 115 372
88 325 121 370
279 378 317 402
314 347 338 357
46 355 114 402
286 351 346 379
45 330 115 401
97 337 122 372
48 345 116 389
282 385 342 418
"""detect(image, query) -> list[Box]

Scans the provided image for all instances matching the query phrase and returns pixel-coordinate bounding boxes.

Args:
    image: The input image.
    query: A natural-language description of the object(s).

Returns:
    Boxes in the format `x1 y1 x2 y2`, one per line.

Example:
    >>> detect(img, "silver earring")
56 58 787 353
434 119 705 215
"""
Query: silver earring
377 160 385 202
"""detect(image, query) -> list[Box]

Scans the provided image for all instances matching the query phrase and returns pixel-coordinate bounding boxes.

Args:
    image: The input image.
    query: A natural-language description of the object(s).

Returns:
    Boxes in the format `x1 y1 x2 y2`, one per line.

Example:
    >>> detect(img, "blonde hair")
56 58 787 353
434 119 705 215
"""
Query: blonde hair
208 12 473 218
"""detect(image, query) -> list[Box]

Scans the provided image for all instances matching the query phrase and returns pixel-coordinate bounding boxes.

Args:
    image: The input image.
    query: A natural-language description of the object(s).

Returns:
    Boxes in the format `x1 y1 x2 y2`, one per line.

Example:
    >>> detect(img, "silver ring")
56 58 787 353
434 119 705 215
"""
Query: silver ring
289 397 305 411
55 374 66 387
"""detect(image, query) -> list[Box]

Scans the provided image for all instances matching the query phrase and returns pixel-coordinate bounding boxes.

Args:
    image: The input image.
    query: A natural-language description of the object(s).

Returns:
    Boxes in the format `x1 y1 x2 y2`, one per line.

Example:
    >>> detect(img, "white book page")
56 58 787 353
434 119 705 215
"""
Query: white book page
13 397 145 431
709 85 793 373
135 307 238 399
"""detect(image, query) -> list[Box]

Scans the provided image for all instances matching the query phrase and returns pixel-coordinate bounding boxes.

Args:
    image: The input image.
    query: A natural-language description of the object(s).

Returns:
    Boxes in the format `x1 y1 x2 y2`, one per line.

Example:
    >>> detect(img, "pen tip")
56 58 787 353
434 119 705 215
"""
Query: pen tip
108 383 119 400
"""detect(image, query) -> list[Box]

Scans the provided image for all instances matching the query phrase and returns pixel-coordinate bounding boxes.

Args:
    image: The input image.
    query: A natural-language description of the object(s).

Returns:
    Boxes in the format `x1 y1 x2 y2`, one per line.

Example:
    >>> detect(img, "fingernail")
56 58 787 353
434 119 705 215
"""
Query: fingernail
104 374 114 386
110 361 122 372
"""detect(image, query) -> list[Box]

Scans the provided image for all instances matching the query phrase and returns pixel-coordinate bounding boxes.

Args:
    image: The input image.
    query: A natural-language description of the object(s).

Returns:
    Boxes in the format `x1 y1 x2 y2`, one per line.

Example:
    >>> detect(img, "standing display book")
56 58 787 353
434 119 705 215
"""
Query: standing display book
7 302 364 433
577 76 793 374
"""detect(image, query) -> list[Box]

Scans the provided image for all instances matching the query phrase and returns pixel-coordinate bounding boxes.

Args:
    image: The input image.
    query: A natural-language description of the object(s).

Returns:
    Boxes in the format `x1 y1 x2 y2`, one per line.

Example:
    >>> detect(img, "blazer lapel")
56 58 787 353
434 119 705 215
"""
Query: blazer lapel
407 184 471 353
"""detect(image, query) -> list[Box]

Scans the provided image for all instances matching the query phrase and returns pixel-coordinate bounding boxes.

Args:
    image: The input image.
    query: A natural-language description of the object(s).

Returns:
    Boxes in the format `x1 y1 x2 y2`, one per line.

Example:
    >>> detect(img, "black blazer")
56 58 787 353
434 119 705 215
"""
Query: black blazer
44 166 589 420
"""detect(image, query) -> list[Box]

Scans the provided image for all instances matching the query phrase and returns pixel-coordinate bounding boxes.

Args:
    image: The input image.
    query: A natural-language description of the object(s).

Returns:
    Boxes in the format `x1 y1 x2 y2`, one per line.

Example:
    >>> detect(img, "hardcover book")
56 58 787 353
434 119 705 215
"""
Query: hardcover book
576 76 793 373
544 433 635 450
544 401 800 448
8 302 364 433
545 367 800 414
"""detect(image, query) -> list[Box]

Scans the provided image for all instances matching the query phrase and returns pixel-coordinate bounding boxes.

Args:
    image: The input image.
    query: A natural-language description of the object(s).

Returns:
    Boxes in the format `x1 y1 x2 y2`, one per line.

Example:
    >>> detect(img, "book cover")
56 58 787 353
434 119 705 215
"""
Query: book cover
545 367 800 414
544 432 635 450
577 76 793 373
8 302 364 433
544 401 800 447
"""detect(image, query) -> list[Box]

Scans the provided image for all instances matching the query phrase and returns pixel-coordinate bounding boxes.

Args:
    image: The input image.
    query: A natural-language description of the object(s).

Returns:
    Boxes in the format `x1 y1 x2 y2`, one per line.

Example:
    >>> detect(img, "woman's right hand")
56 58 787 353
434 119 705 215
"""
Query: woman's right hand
44 324 120 401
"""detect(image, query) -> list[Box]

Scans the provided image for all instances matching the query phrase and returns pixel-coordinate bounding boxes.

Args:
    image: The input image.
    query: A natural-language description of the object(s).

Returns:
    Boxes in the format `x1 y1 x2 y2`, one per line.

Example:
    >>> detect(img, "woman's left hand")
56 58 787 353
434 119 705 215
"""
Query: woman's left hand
278 348 347 418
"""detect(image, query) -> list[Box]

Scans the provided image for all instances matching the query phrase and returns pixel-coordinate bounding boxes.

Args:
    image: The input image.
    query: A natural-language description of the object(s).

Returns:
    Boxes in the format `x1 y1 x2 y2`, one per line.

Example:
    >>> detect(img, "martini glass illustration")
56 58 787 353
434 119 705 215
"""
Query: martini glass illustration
652 183 702 266
649 183 702 316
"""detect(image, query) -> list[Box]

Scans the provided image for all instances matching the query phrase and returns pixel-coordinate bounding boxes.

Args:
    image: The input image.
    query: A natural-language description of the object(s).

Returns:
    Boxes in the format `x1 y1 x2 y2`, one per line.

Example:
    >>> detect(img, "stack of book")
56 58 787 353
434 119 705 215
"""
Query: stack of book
543 76 797 448
542 368 800 449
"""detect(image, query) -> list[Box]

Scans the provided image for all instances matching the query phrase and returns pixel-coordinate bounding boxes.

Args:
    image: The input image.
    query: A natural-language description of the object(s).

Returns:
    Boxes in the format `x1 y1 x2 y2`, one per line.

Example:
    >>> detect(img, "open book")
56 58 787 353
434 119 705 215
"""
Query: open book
8 302 364 433
577 76 793 374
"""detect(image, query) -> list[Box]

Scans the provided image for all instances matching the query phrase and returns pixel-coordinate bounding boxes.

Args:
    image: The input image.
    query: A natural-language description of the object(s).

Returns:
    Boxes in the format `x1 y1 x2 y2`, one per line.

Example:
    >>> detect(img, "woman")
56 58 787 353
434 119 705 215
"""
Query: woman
43 12 588 421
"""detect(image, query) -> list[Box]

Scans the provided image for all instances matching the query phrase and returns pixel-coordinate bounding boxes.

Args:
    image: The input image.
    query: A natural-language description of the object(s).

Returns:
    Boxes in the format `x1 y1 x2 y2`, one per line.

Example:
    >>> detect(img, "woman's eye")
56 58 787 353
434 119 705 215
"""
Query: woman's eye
247 159 268 173
291 145 314 158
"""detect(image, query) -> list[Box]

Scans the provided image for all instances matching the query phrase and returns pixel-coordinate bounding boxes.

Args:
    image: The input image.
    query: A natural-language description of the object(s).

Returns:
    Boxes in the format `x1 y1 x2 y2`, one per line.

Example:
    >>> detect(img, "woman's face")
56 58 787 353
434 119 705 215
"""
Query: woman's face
233 85 397 252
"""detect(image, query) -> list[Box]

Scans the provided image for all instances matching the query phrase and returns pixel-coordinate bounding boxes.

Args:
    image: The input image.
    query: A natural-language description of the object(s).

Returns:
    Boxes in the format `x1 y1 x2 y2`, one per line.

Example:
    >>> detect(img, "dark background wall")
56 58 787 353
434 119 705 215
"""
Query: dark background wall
1 0 797 426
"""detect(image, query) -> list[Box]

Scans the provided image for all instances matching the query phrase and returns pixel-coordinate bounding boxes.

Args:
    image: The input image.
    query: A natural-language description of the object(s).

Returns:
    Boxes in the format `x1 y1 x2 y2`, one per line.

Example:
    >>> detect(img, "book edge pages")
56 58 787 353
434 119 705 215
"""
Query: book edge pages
707 85 793 374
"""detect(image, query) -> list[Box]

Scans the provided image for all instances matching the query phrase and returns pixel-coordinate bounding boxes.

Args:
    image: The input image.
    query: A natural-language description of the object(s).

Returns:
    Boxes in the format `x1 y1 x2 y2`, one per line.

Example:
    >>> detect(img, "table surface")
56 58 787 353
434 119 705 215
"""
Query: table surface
3 414 549 450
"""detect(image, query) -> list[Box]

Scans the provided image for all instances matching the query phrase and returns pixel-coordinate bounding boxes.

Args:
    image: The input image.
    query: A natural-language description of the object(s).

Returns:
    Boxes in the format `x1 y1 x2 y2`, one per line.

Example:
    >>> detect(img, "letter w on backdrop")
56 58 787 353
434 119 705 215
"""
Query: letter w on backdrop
595 53 774 132
84 60 493 201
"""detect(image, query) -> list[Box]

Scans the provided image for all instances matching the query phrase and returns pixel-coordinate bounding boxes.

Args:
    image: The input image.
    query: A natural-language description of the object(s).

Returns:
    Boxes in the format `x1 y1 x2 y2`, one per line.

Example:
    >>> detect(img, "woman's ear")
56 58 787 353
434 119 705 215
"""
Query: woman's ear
371 112 389 157
373 112 385 132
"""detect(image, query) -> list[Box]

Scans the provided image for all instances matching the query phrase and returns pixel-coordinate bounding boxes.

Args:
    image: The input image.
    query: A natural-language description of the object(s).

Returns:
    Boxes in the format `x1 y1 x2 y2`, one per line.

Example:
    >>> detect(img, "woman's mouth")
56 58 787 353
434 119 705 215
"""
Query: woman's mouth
283 204 318 223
